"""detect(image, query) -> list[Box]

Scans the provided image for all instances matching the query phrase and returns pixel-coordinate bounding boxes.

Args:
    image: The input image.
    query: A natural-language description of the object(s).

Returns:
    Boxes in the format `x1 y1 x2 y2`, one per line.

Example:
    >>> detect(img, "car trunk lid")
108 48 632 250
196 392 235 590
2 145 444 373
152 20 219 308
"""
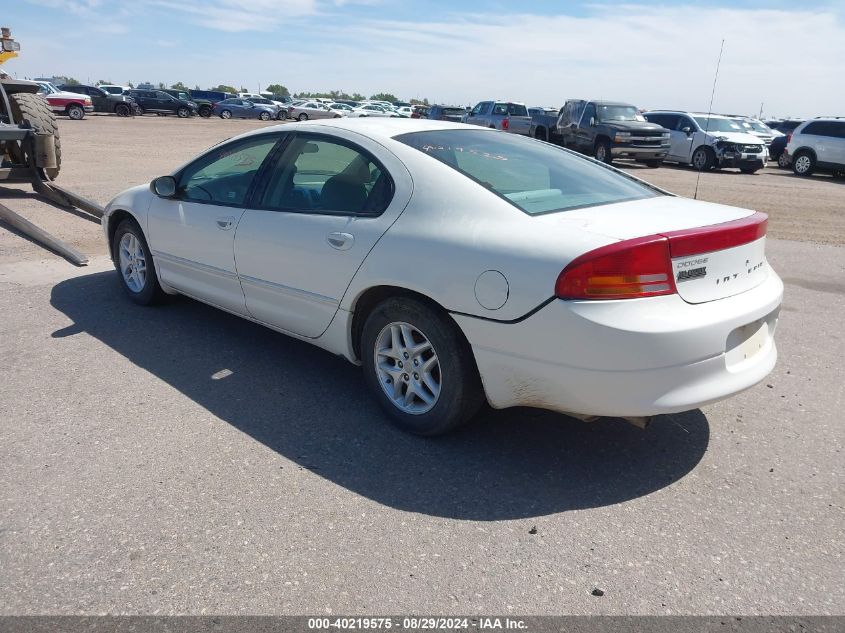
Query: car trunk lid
538 196 769 303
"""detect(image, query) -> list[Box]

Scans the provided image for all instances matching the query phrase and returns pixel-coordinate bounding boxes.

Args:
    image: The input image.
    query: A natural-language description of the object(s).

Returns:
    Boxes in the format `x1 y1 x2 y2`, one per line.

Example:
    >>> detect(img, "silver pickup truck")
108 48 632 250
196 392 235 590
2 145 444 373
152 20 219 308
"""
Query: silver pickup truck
463 101 532 134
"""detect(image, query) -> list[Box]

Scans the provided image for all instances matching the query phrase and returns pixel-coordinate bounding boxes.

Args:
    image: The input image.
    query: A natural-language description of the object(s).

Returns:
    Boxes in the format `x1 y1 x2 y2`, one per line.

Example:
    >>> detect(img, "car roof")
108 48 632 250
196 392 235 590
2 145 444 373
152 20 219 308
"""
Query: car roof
240 118 493 141
646 110 731 119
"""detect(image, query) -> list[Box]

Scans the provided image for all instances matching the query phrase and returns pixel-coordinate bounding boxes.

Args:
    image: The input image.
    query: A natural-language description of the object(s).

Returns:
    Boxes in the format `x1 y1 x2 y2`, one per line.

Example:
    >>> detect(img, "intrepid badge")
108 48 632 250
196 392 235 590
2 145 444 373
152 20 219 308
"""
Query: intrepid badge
677 266 707 282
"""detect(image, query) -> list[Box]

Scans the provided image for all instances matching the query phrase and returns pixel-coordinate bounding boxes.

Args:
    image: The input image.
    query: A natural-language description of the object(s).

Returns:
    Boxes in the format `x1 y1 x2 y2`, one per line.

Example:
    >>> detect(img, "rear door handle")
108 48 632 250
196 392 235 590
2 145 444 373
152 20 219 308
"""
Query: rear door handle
216 217 235 230
327 232 354 250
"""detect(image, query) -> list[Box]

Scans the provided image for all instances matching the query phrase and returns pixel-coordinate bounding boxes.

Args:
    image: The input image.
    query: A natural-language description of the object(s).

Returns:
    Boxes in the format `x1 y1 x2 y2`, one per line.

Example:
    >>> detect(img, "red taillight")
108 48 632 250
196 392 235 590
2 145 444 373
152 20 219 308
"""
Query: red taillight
555 236 676 300
785 132 792 144
555 213 768 301
501 117 510 130
663 212 767 257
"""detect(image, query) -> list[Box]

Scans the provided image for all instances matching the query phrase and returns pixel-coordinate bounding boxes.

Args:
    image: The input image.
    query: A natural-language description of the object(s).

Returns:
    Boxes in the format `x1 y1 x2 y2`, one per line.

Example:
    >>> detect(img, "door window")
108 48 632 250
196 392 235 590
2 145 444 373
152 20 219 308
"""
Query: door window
677 117 696 132
176 135 281 206
258 135 393 216
581 103 596 126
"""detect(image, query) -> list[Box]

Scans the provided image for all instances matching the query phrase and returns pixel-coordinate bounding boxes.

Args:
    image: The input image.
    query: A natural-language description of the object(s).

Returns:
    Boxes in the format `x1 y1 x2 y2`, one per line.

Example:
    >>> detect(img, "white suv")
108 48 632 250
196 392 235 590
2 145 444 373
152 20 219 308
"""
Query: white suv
786 118 845 177
643 111 768 173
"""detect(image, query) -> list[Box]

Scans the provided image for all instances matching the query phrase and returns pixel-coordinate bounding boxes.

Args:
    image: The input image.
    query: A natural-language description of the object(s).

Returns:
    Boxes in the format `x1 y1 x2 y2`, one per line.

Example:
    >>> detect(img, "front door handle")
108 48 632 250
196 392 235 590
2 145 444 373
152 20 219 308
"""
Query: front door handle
327 231 354 250
216 217 235 230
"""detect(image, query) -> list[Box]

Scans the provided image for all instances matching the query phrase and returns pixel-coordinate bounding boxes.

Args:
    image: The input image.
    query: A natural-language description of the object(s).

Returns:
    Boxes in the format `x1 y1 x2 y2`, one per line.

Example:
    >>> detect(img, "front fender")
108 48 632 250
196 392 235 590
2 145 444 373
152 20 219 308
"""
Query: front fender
101 184 155 251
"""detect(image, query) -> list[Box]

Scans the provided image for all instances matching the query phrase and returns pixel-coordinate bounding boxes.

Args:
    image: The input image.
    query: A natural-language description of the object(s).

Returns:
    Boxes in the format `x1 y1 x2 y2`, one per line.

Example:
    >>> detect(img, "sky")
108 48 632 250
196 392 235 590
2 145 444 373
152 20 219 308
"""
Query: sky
4 0 844 118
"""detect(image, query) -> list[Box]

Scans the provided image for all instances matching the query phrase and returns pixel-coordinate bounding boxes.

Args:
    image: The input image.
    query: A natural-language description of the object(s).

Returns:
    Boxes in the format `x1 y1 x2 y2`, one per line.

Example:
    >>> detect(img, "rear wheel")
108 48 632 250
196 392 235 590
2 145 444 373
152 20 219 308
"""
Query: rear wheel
792 151 815 176
66 104 85 120
777 152 790 168
6 92 62 180
198 105 212 118
361 297 484 436
112 219 165 306
298 113 308 121
691 146 715 171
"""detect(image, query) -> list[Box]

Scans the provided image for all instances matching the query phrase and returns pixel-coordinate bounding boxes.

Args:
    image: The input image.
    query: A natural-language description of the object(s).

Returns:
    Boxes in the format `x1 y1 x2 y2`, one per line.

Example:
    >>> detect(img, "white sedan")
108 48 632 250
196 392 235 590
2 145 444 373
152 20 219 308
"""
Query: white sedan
347 104 398 118
102 119 782 436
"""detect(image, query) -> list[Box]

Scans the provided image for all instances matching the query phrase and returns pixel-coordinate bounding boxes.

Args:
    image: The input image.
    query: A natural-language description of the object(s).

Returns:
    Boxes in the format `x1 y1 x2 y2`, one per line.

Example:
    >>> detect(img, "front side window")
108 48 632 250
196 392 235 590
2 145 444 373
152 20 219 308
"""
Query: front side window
259 135 393 216
581 103 596 125
693 116 743 133
396 129 659 215
177 135 281 206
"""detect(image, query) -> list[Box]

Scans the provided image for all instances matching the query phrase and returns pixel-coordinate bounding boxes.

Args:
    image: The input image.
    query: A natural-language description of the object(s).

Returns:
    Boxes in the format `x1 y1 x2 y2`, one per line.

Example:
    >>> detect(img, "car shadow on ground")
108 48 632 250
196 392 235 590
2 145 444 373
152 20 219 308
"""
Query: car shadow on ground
50 271 710 521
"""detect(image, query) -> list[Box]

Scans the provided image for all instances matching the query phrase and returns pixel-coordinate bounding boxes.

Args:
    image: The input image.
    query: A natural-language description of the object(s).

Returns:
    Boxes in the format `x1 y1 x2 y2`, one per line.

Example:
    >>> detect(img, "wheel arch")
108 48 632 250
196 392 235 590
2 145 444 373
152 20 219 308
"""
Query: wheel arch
791 146 817 160
106 208 142 260
347 284 470 363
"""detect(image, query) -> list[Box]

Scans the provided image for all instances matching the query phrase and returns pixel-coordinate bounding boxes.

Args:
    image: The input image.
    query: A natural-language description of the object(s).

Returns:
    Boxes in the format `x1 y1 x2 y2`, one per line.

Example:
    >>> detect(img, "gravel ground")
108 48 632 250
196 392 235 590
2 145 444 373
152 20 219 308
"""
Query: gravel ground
1 115 843 615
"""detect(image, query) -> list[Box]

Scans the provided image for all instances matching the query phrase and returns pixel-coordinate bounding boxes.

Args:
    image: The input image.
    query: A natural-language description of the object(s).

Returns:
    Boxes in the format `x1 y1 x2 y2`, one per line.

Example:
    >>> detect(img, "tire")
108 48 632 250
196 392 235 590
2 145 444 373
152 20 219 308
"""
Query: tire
645 159 663 168
66 104 85 120
298 113 308 121
112 219 165 306
198 105 212 118
220 109 232 120
258 111 270 121
6 92 62 180
534 127 547 141
114 103 131 117
777 152 790 168
176 106 190 118
333 114 341 118
691 146 715 171
276 111 287 121
361 297 484 436
792 151 815 177
594 139 612 164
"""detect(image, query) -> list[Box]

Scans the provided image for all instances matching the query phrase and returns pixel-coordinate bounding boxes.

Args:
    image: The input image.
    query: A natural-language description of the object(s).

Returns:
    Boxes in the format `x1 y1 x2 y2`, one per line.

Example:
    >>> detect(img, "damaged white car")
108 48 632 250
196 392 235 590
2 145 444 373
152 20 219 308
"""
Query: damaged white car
644 111 768 173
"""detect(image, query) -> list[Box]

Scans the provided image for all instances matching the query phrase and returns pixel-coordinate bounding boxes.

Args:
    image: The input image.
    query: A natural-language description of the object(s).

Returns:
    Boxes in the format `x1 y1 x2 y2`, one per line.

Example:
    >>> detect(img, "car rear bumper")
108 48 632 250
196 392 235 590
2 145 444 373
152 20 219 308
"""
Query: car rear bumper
453 269 783 418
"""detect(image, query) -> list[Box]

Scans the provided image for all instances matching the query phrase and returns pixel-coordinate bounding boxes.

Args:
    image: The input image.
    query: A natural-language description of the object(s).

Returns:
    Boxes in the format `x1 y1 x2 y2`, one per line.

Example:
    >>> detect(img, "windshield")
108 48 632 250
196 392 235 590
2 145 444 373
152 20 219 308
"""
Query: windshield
597 105 643 122
694 117 744 133
37 82 59 95
745 120 772 134
396 130 659 215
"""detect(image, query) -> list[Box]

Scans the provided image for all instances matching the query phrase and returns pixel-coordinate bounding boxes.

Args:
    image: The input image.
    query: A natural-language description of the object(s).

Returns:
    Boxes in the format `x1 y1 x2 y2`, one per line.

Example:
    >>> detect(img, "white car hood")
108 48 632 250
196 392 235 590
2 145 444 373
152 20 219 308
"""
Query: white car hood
47 90 90 101
708 131 764 144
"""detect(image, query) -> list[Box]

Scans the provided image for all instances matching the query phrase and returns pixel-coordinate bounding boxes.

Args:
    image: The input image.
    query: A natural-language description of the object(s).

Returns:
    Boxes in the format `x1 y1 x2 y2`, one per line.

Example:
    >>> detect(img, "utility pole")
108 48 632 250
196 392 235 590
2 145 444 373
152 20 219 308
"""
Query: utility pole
758 102 764 119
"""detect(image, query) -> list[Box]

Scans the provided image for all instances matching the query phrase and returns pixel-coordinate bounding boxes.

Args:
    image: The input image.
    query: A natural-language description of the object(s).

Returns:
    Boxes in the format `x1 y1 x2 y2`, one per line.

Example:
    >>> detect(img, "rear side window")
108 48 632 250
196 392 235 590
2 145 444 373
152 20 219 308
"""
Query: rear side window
802 121 845 137
396 129 659 215
258 135 394 216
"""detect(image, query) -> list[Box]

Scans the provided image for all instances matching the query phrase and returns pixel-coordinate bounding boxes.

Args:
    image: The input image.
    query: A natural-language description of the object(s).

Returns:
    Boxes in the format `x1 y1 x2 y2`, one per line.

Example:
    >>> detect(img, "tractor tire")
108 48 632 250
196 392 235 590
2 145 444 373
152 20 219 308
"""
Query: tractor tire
7 92 62 180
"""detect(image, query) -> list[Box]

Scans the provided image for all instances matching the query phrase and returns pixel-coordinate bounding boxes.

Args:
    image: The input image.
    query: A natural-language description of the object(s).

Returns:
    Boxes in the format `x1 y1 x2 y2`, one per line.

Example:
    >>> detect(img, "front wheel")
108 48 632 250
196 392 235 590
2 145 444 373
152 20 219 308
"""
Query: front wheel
66 104 85 120
691 146 715 171
112 219 165 306
298 113 308 121
220 109 232 119
115 103 131 117
258 111 271 121
276 111 287 120
176 106 190 118
792 151 815 176
198 105 212 118
594 140 612 164
361 297 484 436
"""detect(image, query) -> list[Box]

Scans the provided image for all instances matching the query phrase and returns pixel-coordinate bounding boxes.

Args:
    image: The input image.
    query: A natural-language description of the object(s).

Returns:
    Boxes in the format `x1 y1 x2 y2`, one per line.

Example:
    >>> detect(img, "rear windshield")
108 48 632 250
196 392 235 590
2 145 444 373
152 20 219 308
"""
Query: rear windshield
493 103 528 117
395 130 659 215
440 107 466 116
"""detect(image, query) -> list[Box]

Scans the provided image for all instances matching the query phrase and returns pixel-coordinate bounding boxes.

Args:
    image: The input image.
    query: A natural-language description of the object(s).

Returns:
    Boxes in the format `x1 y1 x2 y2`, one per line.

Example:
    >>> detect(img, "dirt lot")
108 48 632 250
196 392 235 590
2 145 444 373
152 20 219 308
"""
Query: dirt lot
1 115 844 616
0 115 843 265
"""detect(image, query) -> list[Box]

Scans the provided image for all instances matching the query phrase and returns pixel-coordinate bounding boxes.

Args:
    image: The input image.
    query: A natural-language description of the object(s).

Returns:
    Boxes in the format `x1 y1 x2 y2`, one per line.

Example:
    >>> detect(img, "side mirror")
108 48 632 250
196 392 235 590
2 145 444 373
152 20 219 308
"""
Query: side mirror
682 126 692 135
151 175 177 198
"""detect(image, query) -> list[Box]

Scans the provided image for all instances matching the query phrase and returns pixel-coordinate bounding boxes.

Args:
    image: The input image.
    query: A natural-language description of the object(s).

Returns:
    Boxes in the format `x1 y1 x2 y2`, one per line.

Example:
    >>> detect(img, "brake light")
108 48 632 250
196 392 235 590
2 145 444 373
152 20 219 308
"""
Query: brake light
555 236 676 300
501 118 509 130
555 212 767 300
785 132 792 144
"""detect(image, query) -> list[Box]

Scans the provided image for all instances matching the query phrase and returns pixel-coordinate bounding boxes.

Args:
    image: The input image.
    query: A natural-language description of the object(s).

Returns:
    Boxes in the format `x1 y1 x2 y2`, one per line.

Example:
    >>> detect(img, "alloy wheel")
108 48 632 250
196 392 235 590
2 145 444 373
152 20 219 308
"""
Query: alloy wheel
794 155 811 174
374 322 441 414
118 233 147 293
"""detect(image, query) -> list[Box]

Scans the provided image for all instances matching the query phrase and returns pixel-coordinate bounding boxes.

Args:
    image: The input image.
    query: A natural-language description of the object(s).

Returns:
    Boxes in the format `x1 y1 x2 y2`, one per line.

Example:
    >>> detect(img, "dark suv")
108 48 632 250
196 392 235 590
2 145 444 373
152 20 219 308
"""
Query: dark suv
127 89 198 118
426 105 467 122
57 84 136 116
160 89 210 117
